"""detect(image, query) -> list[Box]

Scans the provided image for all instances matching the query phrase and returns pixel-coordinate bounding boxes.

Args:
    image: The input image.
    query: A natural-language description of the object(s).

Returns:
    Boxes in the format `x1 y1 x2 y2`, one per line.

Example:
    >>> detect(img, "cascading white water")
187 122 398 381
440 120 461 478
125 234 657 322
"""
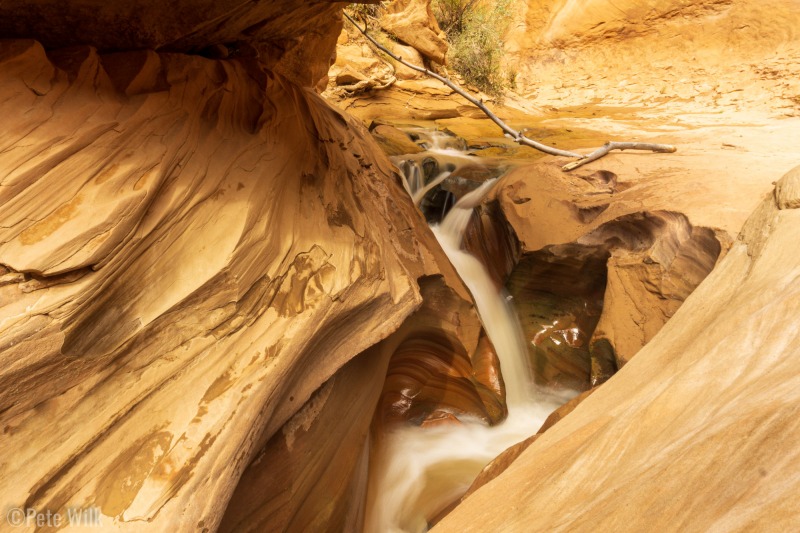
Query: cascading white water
365 149 571 533
412 171 451 206
431 179 532 406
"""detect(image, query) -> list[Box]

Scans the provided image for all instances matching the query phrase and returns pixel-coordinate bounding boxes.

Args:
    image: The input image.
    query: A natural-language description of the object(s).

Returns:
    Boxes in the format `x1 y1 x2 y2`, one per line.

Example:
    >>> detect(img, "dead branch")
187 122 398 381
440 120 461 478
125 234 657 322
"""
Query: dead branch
344 12 677 171
339 75 397 96
561 142 677 171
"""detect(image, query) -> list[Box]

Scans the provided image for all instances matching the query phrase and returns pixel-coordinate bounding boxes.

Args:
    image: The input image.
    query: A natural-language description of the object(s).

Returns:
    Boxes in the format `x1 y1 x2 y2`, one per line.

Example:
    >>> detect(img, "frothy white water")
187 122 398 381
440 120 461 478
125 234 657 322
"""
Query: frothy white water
412 171 451 206
418 130 477 161
365 174 570 532
365 404 560 533
432 186 532 405
401 161 424 198
437 179 496 246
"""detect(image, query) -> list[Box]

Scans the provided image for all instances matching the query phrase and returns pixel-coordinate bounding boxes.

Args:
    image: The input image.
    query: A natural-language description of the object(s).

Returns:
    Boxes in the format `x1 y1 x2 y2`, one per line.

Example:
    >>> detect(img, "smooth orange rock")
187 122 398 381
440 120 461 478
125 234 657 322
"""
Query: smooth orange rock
0 36 473 531
495 164 723 388
434 166 800 533
380 0 449 64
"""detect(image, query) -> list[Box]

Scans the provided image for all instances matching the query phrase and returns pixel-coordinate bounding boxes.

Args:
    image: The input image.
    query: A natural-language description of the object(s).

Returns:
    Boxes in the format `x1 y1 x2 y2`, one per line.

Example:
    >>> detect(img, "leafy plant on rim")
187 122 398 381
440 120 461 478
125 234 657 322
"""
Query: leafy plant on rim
433 0 515 98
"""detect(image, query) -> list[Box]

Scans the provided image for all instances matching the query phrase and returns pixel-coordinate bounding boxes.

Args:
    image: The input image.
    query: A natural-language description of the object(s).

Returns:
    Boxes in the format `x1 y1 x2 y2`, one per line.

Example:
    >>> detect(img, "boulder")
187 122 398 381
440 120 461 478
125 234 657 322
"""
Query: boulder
336 65 369 85
391 42 426 80
434 165 800 532
380 0 449 64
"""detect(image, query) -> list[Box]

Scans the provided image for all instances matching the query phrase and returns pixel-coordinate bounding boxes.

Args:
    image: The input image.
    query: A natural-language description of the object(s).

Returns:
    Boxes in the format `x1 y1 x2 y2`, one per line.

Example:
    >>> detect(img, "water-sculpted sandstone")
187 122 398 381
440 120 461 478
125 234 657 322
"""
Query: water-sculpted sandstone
492 163 724 388
2 0 800 531
0 5 493 530
434 165 800 532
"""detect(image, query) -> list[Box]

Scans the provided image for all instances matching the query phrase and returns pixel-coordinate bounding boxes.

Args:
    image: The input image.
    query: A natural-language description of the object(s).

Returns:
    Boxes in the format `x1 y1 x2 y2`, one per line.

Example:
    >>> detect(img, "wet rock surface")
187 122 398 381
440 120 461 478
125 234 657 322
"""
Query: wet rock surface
435 166 800 533
373 276 507 432
491 162 731 389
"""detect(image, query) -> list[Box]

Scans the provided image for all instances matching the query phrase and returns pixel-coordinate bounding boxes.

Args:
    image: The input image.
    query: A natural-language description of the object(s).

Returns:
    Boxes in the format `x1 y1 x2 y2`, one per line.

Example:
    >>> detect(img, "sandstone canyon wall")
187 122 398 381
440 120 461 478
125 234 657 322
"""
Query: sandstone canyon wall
0 2 495 531
2 0 800 531
506 0 800 113
434 164 800 532
330 1 800 529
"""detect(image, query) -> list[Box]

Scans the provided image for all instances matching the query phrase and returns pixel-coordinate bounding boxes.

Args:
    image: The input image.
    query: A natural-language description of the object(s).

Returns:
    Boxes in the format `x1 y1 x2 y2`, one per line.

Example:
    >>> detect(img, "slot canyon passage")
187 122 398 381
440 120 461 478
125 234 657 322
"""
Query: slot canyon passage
1 0 800 531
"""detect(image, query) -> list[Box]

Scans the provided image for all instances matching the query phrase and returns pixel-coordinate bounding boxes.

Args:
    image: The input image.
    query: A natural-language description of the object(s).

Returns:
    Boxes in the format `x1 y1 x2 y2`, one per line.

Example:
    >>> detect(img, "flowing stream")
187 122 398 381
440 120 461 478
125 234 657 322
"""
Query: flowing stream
365 134 570 532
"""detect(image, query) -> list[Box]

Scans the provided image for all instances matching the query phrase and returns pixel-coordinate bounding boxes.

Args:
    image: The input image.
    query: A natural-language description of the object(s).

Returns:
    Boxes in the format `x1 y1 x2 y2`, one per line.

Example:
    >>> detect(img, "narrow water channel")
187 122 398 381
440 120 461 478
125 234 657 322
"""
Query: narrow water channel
365 132 573 532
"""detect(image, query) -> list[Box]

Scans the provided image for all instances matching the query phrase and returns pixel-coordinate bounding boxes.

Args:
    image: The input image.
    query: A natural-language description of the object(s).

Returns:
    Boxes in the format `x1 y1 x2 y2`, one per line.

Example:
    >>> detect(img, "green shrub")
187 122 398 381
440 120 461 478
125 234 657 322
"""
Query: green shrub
433 0 480 37
345 2 386 30
434 0 514 98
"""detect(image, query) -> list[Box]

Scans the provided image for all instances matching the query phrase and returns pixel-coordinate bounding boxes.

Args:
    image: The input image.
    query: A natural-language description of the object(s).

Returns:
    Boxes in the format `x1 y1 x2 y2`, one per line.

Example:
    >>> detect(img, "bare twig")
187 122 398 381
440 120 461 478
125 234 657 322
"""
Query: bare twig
343 12 677 171
561 142 677 171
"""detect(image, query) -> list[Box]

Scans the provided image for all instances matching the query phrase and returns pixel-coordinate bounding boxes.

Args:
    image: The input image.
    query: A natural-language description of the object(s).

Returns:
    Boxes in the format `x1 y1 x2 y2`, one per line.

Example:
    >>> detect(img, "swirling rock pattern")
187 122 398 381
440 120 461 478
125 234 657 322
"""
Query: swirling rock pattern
0 35 476 531
491 162 723 390
375 276 507 432
435 166 800 532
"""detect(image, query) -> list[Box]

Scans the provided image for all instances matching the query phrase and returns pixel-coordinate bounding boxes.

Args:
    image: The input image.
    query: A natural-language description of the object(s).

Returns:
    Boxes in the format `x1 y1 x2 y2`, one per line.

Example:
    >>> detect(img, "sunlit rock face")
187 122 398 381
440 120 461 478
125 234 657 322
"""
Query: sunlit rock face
585 213 722 370
506 0 800 113
487 162 723 390
0 7 483 528
435 166 800 532
379 0 449 64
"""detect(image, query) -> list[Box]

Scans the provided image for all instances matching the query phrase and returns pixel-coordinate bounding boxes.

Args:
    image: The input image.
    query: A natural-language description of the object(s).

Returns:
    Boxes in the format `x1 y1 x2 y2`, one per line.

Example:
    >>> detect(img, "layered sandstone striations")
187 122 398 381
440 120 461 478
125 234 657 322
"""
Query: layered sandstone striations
0 7 491 529
435 166 800 532
373 277 507 432
477 162 724 390
506 0 800 115
0 0 346 87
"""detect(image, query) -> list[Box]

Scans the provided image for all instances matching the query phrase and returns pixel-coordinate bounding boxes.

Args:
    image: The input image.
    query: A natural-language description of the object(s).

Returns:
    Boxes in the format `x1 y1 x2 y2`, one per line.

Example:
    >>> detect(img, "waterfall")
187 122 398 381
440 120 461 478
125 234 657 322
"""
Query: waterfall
412 171 451 206
431 180 532 406
367 149 569 532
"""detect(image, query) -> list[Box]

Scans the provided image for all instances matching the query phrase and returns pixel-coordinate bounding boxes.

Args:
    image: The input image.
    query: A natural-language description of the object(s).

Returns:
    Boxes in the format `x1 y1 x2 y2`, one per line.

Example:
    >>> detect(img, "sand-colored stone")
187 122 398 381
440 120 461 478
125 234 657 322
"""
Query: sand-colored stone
336 65 369 85
218 342 392 533
380 0 448 64
0 35 477 531
505 0 800 117
434 167 800 532
776 165 800 210
1 0 799 530
390 42 426 80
